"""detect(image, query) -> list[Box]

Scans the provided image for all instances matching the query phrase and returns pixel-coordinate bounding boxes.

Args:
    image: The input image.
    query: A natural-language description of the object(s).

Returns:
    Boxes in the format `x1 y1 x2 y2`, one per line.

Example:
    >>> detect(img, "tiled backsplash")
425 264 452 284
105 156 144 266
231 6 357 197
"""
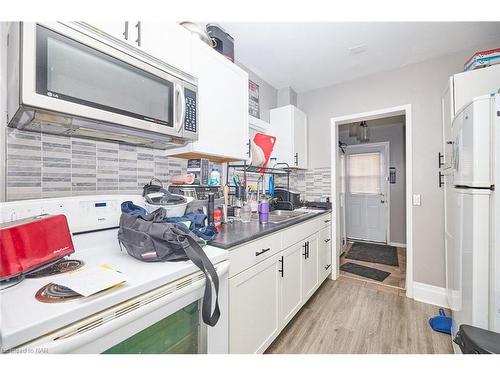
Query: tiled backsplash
6 128 331 202
6 128 188 201
275 167 331 202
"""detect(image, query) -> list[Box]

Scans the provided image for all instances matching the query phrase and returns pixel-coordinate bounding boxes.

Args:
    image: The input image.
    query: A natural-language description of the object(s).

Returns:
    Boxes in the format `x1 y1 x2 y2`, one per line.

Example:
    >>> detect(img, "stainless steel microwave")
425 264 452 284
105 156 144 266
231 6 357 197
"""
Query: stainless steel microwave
7 22 198 149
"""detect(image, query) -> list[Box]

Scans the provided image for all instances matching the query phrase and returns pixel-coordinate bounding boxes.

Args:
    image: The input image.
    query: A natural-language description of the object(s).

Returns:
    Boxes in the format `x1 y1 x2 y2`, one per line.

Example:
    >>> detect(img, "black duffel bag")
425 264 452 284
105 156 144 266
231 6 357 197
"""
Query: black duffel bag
118 207 220 327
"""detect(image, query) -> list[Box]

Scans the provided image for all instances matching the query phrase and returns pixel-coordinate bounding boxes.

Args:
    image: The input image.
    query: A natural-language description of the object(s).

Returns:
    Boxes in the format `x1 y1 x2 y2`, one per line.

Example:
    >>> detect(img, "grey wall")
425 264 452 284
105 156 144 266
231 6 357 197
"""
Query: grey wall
277 87 298 107
236 62 278 122
339 118 406 244
297 42 500 288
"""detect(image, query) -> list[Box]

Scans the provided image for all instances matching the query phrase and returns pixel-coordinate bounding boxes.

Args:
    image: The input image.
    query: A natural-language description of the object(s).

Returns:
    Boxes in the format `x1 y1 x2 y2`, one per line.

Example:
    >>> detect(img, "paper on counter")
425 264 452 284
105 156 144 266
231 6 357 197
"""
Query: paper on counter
54 266 127 297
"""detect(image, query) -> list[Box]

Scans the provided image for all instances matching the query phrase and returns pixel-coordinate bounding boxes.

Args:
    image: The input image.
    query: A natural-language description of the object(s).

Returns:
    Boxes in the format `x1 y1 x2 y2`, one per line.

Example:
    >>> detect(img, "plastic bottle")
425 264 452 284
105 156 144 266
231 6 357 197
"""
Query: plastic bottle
209 168 221 186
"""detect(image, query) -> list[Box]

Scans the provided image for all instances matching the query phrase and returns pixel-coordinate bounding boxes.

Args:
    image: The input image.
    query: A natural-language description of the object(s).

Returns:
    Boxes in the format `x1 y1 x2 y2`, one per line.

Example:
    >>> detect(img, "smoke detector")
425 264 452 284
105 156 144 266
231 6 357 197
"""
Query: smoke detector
348 44 368 55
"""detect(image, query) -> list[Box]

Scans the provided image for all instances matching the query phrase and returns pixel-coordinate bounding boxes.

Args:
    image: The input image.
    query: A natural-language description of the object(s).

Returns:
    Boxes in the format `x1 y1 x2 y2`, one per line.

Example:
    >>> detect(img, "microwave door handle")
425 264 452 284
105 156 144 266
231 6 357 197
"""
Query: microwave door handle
175 84 185 133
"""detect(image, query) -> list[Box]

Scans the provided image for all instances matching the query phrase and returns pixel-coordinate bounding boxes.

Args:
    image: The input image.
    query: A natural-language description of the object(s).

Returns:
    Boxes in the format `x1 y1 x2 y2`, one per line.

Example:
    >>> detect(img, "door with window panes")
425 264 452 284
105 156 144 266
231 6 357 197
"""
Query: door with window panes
345 144 388 243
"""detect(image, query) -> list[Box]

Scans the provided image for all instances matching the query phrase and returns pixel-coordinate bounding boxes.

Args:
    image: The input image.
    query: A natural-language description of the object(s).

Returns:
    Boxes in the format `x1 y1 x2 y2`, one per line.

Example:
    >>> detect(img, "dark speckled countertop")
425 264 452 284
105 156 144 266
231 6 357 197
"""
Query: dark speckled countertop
208 209 331 250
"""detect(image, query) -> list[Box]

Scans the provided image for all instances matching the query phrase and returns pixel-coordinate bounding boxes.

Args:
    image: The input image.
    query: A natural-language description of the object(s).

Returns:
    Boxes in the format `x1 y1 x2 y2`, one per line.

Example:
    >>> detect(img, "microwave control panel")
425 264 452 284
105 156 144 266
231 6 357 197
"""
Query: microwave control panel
184 88 197 133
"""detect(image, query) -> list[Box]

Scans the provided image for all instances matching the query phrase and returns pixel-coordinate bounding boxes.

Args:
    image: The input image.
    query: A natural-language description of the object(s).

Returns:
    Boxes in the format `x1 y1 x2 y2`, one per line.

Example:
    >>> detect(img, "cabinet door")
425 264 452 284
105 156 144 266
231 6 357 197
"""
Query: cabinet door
86 21 133 45
190 39 249 160
293 107 308 169
140 22 193 75
280 243 303 327
302 234 319 301
229 253 280 354
318 226 332 281
269 106 294 166
441 77 454 169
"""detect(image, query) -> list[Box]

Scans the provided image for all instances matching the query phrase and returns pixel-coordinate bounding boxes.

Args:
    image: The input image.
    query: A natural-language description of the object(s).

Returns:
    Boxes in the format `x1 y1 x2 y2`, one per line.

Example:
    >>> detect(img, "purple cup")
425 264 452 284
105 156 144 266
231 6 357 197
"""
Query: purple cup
258 201 270 223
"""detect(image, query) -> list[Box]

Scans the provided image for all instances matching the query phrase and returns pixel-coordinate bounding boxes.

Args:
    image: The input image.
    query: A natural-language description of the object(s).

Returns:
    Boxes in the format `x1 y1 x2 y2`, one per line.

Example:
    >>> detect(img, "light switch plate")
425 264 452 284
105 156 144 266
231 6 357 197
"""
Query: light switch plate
413 194 421 206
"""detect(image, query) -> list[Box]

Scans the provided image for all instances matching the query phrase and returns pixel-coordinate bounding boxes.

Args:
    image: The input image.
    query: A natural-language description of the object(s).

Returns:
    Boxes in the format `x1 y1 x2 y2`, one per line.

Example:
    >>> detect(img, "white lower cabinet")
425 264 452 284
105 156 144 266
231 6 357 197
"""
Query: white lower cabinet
229 253 281 354
228 213 332 354
280 242 303 326
301 234 319 301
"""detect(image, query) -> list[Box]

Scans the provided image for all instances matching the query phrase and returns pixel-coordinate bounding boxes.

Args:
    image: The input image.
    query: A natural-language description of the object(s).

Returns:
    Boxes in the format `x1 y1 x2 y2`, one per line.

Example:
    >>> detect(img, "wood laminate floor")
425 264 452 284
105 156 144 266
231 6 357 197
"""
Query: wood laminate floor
340 241 406 290
265 277 453 354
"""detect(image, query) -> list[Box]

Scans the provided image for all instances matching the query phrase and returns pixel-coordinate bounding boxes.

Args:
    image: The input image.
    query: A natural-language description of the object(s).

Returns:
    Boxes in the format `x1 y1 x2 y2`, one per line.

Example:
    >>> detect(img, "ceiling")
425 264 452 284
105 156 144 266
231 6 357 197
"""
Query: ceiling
220 22 500 93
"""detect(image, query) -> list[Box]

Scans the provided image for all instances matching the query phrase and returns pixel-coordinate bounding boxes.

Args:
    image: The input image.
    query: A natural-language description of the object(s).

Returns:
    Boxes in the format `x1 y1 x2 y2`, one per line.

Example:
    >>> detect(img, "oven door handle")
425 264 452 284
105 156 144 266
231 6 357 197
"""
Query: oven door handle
15 261 229 354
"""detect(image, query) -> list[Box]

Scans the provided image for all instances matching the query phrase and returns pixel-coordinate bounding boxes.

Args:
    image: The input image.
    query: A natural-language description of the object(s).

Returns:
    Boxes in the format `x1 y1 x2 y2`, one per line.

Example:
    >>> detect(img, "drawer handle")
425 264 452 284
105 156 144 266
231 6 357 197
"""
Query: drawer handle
255 248 271 256
324 219 331 223
324 238 331 243
325 264 331 270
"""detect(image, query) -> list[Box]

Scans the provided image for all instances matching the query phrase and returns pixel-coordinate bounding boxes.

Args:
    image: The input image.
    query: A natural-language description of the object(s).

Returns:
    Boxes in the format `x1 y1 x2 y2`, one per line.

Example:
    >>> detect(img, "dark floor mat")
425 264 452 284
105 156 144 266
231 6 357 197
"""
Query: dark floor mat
346 242 399 266
340 262 391 282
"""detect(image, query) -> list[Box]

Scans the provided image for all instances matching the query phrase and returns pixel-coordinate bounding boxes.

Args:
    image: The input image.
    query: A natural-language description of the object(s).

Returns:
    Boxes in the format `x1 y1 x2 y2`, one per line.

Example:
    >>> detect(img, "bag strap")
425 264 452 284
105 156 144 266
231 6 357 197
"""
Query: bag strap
181 233 220 327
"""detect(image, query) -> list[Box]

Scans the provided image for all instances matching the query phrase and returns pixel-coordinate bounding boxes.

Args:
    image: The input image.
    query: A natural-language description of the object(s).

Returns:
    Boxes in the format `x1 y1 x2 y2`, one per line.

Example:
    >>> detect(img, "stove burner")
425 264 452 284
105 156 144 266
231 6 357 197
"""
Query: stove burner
35 283 82 303
26 259 84 278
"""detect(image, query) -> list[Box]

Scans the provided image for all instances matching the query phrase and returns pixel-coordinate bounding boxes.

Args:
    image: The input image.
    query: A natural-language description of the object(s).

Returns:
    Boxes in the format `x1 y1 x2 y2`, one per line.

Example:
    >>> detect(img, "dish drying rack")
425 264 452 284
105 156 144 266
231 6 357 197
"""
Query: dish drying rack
225 161 293 208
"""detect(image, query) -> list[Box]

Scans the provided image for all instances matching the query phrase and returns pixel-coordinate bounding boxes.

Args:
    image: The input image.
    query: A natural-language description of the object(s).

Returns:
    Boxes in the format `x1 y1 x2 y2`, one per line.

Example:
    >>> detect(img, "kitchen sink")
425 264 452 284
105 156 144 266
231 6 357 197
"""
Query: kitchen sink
251 209 308 224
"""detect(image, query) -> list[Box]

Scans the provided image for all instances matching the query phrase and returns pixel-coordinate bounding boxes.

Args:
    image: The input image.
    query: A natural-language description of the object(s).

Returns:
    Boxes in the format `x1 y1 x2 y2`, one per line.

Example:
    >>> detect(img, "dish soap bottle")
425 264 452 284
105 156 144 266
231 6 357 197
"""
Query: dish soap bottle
209 168 220 186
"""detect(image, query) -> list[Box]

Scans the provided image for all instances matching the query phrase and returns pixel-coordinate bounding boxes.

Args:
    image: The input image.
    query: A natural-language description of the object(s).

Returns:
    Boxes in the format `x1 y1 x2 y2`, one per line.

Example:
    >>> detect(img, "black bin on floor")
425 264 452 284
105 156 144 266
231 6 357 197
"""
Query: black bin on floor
454 325 500 354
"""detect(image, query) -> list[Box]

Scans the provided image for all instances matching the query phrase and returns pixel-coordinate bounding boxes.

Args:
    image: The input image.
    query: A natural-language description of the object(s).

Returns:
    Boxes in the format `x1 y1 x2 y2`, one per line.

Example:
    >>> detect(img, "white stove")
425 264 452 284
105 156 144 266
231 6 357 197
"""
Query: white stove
0 195 229 354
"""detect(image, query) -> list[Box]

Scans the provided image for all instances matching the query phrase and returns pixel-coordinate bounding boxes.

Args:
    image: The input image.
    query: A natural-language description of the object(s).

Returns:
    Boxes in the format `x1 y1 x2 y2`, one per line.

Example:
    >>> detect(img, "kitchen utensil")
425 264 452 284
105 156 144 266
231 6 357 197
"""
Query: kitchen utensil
223 184 229 206
180 22 214 47
144 193 194 217
207 193 215 225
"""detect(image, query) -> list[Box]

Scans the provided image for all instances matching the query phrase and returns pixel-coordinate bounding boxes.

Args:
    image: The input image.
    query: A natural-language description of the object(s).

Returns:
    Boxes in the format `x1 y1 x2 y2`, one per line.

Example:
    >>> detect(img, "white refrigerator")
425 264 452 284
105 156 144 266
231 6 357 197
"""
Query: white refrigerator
445 93 500 348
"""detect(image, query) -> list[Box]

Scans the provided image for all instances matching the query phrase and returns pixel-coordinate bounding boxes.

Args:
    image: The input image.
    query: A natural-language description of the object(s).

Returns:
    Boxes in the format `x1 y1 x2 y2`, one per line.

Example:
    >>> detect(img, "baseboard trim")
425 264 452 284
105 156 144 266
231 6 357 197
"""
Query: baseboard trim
389 242 406 248
413 282 449 308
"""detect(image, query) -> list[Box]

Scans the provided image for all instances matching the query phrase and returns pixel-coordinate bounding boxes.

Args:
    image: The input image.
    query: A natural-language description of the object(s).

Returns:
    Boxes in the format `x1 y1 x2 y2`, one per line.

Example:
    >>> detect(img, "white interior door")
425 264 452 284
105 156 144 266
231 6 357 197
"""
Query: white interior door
345 143 388 243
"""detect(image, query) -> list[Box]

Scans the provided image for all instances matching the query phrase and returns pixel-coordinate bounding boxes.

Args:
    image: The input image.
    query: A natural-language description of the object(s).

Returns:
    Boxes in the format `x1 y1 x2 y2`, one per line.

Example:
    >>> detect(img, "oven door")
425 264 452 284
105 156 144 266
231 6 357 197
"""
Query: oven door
17 261 229 354
20 22 187 138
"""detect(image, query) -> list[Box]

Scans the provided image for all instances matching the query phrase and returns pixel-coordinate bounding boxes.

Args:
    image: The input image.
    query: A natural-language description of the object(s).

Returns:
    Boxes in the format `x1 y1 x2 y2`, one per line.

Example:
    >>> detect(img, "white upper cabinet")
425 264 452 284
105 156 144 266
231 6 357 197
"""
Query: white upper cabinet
81 22 193 75
269 105 308 169
139 23 193 75
166 37 249 161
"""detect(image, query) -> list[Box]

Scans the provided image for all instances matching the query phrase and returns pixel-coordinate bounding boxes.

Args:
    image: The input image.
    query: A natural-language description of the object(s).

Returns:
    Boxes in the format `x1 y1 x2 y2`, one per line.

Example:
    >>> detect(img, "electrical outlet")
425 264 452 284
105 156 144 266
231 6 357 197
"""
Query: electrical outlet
413 194 421 206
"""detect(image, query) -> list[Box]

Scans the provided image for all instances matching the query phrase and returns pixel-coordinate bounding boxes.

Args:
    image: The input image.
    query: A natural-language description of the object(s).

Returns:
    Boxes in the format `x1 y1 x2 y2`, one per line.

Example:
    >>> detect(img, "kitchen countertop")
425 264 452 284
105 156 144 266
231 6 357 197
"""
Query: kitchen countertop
209 209 331 249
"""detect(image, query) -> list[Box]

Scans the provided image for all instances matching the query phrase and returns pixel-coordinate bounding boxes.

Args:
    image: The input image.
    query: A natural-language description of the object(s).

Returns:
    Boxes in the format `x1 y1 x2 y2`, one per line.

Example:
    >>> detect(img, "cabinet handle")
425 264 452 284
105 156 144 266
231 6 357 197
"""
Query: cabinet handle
123 21 129 40
324 219 331 223
247 140 251 157
278 256 284 277
439 171 444 188
294 153 298 166
135 21 142 46
306 241 310 259
302 243 307 259
324 238 331 243
255 247 270 256
438 152 444 168
325 264 331 270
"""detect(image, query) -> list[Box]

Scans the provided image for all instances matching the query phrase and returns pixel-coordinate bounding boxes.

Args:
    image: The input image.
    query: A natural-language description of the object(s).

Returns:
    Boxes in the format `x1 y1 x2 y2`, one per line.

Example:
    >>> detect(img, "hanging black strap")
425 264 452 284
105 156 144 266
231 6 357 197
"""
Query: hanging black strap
181 234 220 327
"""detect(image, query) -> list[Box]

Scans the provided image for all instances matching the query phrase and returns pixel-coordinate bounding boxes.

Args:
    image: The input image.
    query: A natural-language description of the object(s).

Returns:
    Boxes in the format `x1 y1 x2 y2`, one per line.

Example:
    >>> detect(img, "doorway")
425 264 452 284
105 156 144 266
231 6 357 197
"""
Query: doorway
330 105 413 297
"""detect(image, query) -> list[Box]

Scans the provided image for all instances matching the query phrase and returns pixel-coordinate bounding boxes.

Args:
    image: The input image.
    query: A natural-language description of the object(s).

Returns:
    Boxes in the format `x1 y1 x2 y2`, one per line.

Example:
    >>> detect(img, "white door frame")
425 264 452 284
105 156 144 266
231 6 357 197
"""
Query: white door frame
344 141 390 244
330 104 413 298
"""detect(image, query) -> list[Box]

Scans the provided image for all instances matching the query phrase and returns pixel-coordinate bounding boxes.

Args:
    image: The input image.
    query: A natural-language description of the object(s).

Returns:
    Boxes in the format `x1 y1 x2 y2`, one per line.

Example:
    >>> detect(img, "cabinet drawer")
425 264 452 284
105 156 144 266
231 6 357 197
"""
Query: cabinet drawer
282 217 321 249
229 232 282 277
319 213 332 229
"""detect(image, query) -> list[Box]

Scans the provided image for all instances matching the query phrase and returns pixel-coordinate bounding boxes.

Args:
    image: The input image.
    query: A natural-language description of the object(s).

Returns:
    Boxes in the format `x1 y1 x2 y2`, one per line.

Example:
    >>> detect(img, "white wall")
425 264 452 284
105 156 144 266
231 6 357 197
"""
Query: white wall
298 43 500 288
339 119 406 244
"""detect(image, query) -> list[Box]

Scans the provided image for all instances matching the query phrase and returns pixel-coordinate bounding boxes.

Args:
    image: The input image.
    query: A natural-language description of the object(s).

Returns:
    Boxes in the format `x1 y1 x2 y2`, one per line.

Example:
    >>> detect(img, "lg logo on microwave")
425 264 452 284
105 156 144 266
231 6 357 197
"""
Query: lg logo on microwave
47 91 59 98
